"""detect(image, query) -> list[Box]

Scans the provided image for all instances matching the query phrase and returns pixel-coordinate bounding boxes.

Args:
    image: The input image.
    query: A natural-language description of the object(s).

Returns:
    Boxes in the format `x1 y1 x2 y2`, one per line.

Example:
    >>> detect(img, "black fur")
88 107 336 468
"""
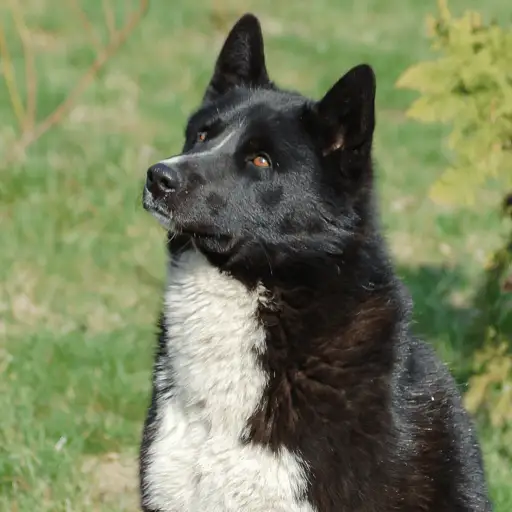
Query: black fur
139 13 492 511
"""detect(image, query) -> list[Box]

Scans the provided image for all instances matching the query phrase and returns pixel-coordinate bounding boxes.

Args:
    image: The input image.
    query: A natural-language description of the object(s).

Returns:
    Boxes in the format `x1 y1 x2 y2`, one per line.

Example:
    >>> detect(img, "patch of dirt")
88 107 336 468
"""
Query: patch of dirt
81 452 139 511
1 265 74 335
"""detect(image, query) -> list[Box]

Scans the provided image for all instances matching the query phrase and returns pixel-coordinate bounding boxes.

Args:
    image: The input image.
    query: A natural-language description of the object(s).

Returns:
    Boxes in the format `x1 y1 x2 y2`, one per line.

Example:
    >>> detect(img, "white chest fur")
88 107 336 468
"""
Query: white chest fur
143 250 315 512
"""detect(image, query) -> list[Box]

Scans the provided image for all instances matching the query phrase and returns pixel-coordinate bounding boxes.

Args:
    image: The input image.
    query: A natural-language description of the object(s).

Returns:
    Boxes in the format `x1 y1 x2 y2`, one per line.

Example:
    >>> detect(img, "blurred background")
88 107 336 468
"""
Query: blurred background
1 0 511 510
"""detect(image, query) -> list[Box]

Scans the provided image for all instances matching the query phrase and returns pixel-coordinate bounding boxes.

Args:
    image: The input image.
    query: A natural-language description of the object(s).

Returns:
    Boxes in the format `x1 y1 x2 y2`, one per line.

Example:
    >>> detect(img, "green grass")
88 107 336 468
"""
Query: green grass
1 0 511 510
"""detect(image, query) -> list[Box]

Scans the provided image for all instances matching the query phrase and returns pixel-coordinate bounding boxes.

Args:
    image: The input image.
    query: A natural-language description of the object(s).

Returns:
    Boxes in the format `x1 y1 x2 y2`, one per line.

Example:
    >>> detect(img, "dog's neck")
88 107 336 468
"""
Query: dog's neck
162 248 269 435
166 232 405 340
161 242 407 446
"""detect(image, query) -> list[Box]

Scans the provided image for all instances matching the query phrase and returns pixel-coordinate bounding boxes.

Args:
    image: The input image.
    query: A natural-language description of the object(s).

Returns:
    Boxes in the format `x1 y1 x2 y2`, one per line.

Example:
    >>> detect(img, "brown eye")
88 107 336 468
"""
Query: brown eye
252 155 270 168
197 131 207 142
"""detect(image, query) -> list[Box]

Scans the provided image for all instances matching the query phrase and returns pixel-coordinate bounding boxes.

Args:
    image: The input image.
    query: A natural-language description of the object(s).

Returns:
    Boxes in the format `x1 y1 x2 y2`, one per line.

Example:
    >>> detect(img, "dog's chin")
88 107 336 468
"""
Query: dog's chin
153 211 175 230
142 192 175 230
143 192 239 257
174 227 237 258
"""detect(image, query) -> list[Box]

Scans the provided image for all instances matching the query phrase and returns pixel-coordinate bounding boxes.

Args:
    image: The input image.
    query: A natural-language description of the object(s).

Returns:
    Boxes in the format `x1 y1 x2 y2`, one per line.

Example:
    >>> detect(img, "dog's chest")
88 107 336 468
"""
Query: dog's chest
143 250 315 511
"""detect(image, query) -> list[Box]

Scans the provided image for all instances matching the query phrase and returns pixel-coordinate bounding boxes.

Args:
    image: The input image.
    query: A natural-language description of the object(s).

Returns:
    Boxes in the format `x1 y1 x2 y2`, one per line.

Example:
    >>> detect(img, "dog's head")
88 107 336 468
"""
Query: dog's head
143 14 376 272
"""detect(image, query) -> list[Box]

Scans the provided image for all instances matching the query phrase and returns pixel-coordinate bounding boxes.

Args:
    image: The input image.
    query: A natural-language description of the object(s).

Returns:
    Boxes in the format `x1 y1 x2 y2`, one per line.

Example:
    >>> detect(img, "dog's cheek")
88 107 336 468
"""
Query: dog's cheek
205 192 228 218
257 184 284 208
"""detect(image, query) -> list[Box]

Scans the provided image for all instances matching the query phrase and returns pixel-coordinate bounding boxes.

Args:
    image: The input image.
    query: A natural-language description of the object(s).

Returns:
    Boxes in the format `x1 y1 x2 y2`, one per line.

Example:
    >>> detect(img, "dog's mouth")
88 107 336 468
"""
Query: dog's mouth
143 188 235 249
142 194 173 227
179 227 232 242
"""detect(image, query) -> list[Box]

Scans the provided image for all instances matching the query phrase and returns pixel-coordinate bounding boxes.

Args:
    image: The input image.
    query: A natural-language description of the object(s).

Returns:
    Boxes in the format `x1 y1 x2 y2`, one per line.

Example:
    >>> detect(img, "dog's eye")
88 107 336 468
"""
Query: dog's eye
252 155 271 168
197 131 208 143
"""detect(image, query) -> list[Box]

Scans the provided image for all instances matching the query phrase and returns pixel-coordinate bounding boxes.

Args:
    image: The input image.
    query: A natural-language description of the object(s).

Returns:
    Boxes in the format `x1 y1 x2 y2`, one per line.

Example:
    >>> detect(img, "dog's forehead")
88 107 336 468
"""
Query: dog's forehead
237 89 307 120
193 88 307 128
223 95 309 145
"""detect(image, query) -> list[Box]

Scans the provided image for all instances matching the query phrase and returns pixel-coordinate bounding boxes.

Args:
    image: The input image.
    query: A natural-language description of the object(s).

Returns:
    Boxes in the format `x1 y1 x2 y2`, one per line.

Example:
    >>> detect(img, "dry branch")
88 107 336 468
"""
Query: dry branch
0 20 25 130
2 0 150 164
69 0 103 52
102 0 117 39
8 0 37 132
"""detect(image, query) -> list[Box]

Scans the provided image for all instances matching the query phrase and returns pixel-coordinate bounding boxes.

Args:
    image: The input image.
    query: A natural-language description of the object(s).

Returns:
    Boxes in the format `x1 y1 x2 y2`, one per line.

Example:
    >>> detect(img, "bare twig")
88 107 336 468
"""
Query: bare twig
102 0 117 38
8 0 37 131
69 0 103 52
5 0 150 163
0 21 25 130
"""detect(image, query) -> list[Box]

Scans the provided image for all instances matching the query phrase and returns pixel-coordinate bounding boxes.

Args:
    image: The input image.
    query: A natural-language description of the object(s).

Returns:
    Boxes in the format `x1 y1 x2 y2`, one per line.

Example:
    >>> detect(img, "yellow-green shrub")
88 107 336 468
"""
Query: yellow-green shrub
396 0 512 206
396 0 512 430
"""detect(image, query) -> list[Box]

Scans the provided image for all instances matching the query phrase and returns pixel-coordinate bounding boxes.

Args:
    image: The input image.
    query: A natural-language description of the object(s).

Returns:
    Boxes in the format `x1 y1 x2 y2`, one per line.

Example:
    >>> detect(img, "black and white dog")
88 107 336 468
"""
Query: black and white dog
139 13 492 512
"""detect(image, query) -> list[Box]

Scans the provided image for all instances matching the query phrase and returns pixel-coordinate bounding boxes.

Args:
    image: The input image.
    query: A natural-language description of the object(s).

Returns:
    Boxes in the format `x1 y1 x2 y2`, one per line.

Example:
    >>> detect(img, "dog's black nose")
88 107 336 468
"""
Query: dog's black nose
146 163 180 197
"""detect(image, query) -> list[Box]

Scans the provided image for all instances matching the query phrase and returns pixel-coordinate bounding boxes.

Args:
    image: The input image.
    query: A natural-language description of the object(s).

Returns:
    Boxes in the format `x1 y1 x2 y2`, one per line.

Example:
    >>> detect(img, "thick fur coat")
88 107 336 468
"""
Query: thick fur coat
138 14 492 512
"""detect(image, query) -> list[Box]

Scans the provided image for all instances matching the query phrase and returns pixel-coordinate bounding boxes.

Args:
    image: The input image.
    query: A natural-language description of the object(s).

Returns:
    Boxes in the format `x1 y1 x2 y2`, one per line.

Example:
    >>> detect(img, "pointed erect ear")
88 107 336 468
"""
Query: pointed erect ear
313 64 376 155
203 14 270 103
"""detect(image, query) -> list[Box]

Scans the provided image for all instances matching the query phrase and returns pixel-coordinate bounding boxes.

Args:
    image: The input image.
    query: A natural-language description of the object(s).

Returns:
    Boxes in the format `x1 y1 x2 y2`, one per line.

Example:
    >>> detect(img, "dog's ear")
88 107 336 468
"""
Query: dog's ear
203 14 270 103
310 64 376 156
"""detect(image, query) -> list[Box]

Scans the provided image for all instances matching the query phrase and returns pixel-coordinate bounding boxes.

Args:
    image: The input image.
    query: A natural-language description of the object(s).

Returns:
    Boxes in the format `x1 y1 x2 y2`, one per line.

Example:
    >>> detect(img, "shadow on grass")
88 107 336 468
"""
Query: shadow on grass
397 264 480 384
401 218 512 363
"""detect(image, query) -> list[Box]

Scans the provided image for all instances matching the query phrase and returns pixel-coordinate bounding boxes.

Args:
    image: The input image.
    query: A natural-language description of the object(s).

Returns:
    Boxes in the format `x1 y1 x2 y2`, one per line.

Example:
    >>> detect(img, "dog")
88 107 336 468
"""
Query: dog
139 13 492 512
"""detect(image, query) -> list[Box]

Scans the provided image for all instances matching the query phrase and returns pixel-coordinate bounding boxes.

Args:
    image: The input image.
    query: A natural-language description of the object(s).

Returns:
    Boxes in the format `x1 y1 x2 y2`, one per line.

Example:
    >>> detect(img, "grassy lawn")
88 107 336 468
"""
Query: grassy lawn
1 0 510 510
